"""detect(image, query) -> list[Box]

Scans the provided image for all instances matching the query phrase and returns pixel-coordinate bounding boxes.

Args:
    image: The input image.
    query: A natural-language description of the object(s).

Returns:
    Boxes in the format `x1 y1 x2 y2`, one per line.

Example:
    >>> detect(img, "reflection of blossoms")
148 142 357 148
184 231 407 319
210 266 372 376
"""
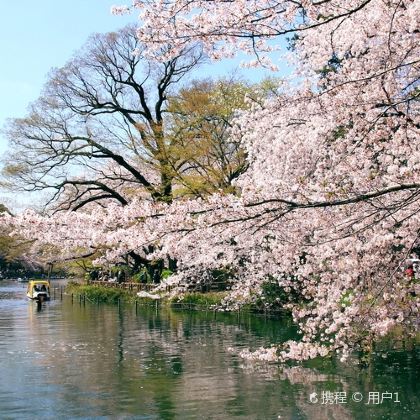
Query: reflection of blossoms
239 341 331 363
230 360 354 419
239 346 279 362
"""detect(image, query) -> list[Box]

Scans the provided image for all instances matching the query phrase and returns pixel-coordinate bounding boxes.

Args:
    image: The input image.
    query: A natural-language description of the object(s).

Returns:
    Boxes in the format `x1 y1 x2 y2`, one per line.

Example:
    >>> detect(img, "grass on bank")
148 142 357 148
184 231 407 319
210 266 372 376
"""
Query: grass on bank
65 282 291 314
66 282 228 308
66 282 132 304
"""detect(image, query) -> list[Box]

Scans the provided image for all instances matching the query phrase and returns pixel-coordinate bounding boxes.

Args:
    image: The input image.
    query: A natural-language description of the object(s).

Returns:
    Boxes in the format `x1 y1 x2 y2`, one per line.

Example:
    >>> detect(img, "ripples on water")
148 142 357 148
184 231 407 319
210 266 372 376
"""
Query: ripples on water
0 280 418 419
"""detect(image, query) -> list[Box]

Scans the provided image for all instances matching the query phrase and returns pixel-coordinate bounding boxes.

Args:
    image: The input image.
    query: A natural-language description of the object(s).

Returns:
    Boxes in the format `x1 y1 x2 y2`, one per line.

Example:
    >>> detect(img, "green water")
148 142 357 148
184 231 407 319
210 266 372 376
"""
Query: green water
0 280 418 419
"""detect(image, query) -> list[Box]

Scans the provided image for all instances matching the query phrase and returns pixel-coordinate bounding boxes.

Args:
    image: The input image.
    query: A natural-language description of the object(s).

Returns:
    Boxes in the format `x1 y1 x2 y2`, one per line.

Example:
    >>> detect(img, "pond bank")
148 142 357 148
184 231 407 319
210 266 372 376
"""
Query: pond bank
67 282 228 309
65 282 288 314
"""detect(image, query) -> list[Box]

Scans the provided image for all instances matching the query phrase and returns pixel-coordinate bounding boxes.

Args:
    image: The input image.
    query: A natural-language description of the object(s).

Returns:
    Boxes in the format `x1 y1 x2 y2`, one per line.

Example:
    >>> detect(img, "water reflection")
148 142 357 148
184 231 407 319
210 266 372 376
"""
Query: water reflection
0 280 418 419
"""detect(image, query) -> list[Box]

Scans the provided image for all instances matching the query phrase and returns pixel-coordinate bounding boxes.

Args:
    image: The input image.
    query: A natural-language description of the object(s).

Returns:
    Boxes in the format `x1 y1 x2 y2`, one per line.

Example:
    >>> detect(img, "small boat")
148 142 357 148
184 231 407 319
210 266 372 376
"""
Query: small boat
26 280 51 301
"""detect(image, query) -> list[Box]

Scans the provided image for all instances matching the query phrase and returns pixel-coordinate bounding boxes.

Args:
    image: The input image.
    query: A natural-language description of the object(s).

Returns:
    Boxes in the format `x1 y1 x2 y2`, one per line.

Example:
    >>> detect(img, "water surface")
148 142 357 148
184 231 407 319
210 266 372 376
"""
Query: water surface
0 280 418 419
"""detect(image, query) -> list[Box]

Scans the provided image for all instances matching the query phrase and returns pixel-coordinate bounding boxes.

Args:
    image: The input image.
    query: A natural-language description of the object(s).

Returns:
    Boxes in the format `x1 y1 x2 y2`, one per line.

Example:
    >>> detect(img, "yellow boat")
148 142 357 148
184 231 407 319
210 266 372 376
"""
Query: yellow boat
26 280 51 301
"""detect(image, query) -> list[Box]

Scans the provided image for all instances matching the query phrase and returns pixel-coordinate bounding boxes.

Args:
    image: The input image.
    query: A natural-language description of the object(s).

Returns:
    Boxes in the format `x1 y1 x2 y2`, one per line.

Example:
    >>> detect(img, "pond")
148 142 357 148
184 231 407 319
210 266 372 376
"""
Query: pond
0 280 418 419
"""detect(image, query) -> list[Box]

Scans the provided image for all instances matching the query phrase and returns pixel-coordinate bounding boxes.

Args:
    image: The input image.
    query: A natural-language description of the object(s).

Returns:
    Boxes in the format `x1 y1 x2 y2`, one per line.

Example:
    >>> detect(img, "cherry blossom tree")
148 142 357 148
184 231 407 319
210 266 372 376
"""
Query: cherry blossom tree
111 0 420 360
1 0 419 362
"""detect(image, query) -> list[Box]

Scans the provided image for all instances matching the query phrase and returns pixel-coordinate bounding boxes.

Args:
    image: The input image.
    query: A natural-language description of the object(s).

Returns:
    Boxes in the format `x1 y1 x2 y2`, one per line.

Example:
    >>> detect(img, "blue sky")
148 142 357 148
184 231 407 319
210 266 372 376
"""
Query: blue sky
0 1 285 210
0 1 135 156
0 1 277 153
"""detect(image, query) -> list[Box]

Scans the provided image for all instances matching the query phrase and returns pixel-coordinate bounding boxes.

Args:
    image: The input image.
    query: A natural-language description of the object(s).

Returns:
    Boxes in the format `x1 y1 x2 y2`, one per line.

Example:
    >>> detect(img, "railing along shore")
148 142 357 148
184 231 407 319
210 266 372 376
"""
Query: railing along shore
89 280 168 292
88 280 229 293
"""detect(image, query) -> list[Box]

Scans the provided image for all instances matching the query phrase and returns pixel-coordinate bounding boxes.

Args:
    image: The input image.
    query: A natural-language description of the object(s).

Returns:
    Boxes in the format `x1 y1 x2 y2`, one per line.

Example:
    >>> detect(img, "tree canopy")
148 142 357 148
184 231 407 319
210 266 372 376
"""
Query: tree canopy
3 25 204 209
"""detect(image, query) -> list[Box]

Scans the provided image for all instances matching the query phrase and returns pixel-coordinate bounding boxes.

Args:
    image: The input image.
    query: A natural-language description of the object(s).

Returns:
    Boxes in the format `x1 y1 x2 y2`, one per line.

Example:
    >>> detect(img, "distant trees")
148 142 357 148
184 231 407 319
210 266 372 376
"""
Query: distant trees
0 204 35 276
3 25 204 209
166 79 250 196
165 79 280 197
2 25 265 210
